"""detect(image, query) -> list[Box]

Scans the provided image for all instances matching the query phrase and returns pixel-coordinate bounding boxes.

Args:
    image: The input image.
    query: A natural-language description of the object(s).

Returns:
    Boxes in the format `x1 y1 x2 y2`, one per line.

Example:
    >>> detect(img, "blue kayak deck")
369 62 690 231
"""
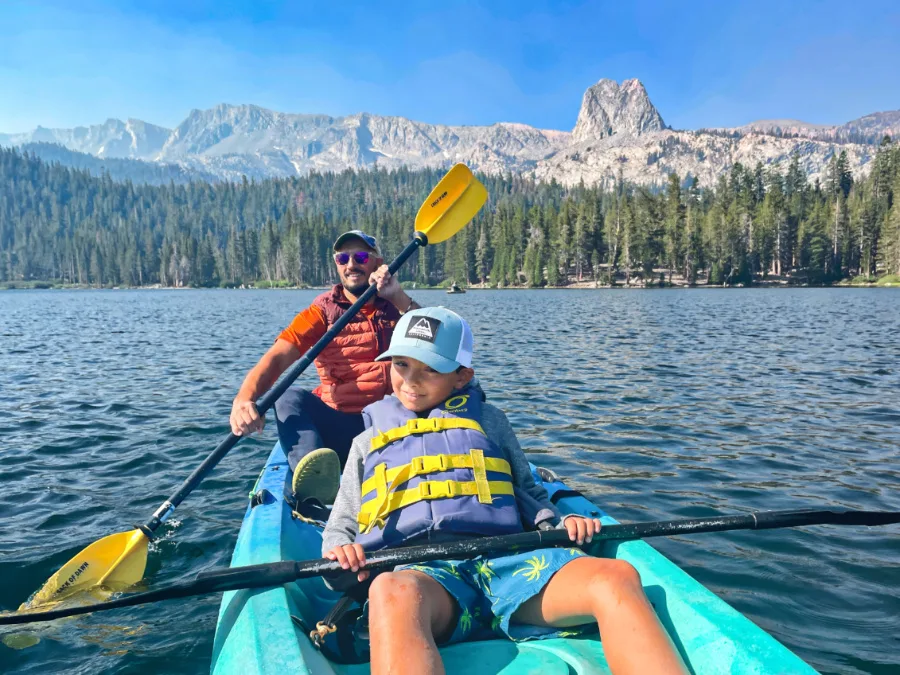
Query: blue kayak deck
211 444 815 674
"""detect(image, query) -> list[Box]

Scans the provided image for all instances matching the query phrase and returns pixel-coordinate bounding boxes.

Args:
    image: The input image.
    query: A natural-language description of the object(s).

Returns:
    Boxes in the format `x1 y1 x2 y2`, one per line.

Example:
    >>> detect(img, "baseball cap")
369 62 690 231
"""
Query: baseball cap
333 230 381 256
376 307 473 373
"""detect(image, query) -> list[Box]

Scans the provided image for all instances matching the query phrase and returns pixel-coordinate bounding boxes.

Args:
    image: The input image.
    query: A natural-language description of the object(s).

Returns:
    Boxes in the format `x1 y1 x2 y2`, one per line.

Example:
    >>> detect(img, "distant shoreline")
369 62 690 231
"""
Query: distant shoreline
3 280 897 291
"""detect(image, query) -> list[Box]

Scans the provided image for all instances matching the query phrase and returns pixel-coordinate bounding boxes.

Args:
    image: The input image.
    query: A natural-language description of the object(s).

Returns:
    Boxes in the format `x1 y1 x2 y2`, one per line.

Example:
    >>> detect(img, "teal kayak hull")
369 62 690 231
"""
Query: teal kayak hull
212 443 815 674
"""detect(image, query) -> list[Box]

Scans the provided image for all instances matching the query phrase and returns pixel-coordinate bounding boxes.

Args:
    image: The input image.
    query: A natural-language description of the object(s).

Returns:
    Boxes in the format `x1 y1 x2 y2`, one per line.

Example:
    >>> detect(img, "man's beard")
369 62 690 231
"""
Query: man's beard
341 278 369 296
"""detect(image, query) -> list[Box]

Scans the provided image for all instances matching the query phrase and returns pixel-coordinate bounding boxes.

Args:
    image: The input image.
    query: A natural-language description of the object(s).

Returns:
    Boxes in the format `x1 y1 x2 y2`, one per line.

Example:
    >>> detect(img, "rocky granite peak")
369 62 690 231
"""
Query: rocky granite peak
571 78 666 143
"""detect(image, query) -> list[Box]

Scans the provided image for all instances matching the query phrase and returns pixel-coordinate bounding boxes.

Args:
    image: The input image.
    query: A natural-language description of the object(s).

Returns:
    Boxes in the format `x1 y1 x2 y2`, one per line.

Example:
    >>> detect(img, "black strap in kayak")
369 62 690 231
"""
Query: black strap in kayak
289 496 331 526
549 488 585 504
307 594 370 664
311 595 355 646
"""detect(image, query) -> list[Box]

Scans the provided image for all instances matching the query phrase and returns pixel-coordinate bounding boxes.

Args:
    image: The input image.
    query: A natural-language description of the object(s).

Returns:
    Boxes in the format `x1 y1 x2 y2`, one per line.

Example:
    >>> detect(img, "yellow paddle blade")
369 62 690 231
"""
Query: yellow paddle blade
415 164 488 244
23 529 149 609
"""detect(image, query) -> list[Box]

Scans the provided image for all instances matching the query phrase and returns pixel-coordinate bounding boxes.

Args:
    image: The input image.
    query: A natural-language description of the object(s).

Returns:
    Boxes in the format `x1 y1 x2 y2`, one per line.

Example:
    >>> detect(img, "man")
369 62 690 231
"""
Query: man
230 230 420 502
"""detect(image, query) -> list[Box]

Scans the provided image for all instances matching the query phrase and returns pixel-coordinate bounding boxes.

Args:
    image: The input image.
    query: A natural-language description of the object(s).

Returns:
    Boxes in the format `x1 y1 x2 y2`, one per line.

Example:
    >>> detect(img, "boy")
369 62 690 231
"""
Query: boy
321 307 687 675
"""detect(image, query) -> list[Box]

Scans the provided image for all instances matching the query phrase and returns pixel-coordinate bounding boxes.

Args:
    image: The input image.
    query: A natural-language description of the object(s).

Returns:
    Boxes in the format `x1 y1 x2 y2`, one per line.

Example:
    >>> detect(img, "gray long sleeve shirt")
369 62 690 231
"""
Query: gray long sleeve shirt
322 399 567 553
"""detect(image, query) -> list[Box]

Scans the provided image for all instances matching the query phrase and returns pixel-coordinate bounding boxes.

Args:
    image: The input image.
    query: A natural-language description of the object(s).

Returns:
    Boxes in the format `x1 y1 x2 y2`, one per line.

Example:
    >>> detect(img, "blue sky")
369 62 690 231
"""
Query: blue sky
1 0 898 133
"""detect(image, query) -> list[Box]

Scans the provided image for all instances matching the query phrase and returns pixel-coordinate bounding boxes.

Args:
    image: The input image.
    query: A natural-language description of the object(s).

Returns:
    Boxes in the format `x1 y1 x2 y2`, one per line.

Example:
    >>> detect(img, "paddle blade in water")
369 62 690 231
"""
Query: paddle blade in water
23 529 149 608
414 164 488 244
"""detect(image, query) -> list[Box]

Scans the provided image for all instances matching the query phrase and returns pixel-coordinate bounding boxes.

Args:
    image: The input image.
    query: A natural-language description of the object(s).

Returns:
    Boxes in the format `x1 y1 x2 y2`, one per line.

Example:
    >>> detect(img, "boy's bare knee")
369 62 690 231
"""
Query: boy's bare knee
586 559 645 615
368 571 427 612
608 559 642 588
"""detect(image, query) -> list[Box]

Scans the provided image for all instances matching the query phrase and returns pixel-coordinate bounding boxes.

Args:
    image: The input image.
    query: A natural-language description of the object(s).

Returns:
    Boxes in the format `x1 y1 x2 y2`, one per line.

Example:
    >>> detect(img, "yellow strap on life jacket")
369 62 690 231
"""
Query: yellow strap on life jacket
358 478 515 533
470 448 492 504
360 451 511 498
369 418 485 454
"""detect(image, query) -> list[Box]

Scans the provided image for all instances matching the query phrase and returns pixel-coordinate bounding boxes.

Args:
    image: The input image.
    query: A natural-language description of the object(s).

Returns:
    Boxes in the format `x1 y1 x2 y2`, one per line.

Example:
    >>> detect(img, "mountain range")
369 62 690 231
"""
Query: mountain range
2 79 896 188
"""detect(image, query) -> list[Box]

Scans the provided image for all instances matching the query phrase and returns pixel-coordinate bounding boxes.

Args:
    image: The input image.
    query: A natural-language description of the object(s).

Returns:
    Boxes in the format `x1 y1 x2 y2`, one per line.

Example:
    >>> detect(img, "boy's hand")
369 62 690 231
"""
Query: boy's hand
325 544 370 581
563 516 602 546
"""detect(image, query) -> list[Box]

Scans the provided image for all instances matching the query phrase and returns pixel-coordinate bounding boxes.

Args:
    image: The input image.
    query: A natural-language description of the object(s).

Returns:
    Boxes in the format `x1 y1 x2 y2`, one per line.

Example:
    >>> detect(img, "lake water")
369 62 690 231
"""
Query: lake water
1 288 898 674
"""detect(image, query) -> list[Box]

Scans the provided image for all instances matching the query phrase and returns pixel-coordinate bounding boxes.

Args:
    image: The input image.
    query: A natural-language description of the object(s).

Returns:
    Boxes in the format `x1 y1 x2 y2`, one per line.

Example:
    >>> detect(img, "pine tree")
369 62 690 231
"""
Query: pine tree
474 221 490 284
572 201 590 281
604 170 626 285
523 205 546 287
546 247 560 287
89 246 103 287
226 223 244 285
664 173 684 284
879 175 900 276
199 234 218 286
556 201 572 284
682 177 702 283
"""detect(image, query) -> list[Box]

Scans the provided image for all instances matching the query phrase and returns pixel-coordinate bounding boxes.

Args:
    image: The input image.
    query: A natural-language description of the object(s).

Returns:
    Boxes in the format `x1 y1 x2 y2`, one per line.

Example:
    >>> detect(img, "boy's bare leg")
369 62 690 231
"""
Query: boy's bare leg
512 556 689 675
367 569 457 675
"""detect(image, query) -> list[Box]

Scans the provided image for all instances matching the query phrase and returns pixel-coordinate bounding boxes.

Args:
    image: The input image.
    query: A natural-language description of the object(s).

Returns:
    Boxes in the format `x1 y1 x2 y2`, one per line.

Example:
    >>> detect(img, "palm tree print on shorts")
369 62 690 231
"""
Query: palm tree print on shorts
512 554 549 583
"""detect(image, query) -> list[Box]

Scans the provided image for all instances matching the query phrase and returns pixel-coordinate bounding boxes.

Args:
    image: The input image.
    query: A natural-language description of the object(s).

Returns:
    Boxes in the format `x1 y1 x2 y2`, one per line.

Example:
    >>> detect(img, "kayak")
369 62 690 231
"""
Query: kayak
211 443 816 674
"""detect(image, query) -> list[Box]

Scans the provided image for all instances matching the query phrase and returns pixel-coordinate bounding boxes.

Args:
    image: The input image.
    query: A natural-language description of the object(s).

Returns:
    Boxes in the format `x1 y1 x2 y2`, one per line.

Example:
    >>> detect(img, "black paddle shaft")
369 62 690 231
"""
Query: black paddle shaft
140 233 428 535
6 509 898 625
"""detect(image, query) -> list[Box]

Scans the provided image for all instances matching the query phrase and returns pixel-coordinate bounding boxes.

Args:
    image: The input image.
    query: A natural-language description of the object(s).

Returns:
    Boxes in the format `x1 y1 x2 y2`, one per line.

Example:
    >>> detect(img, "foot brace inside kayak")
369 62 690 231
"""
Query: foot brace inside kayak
287 494 331 528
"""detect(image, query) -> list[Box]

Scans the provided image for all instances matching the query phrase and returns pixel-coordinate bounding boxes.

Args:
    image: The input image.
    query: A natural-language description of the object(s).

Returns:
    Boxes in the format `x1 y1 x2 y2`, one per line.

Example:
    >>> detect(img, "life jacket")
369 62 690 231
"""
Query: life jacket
312 285 400 413
355 385 524 551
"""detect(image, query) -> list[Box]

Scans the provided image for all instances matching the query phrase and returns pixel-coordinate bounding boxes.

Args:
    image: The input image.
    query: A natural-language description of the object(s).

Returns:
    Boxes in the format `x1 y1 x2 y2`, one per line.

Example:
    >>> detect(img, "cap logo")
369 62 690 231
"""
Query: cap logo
406 317 440 343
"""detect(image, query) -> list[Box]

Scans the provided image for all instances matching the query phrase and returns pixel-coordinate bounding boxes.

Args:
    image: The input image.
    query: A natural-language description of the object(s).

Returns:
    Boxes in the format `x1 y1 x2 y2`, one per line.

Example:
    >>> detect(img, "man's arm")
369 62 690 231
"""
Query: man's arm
401 295 422 314
392 290 421 314
230 304 328 435
230 338 301 436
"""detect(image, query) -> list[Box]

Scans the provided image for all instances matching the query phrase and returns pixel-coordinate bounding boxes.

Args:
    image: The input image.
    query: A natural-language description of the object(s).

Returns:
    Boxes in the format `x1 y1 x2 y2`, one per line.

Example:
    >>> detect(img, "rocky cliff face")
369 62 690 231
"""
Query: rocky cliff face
533 129 874 189
571 78 666 142
838 110 900 142
1 79 891 187
151 105 570 181
723 111 900 145
0 118 169 159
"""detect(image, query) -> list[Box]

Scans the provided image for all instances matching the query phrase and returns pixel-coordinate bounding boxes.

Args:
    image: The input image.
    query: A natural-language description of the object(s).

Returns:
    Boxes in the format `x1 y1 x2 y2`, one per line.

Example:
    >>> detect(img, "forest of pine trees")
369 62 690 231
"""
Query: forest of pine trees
2 138 899 289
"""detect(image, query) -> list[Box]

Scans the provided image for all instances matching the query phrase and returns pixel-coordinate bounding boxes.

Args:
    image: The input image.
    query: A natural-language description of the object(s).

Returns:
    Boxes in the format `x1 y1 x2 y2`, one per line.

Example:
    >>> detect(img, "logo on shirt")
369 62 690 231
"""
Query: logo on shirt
406 317 440 343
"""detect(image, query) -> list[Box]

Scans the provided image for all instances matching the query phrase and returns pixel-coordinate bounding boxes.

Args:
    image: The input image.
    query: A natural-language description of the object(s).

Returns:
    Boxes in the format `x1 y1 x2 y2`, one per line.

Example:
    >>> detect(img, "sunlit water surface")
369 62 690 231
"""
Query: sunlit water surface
0 288 898 674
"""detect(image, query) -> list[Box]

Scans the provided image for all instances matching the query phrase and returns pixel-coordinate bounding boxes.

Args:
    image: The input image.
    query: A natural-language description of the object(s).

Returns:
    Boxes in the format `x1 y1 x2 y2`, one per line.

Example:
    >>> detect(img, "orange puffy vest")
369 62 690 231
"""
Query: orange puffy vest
311 285 400 413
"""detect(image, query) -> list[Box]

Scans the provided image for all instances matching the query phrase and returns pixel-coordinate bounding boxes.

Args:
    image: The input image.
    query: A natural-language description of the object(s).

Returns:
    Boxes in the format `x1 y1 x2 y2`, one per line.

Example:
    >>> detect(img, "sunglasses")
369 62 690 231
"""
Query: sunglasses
333 251 372 266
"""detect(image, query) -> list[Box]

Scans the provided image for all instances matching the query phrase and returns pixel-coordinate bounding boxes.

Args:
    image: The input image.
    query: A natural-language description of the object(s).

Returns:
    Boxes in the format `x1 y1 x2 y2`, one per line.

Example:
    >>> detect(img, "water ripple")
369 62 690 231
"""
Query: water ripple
0 288 898 674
